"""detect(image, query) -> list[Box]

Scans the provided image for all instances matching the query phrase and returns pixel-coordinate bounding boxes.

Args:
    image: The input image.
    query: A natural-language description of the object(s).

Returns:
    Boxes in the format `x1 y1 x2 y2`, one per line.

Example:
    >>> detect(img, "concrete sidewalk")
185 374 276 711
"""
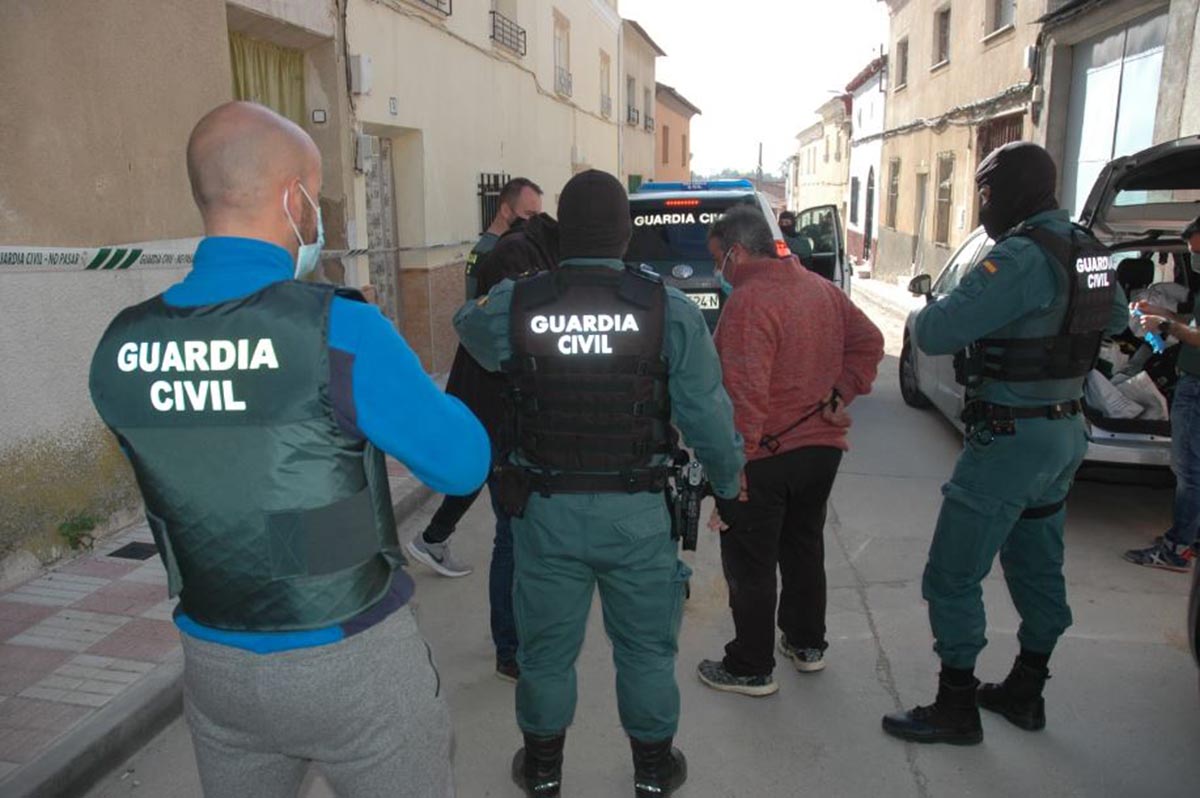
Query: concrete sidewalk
0 459 432 798
851 275 926 323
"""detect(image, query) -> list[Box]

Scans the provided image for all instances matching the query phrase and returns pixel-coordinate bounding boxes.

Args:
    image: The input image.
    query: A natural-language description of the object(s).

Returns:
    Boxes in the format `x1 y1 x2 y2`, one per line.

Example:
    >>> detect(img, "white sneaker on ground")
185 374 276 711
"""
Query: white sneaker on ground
405 535 473 578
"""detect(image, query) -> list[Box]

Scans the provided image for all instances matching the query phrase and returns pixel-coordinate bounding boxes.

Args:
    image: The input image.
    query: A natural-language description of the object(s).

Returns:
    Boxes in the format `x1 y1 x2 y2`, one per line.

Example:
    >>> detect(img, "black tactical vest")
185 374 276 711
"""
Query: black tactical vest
978 224 1117 382
89 281 401 632
503 265 673 480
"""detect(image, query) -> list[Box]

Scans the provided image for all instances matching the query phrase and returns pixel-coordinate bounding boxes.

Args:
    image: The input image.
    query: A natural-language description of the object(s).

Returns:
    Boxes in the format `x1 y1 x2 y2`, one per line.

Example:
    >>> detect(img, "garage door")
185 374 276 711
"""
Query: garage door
1061 12 1168 218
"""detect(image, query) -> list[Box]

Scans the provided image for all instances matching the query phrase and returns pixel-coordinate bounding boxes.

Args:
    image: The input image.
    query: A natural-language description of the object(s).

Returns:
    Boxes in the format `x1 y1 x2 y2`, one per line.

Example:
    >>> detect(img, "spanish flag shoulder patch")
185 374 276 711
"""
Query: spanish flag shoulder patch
982 260 999 274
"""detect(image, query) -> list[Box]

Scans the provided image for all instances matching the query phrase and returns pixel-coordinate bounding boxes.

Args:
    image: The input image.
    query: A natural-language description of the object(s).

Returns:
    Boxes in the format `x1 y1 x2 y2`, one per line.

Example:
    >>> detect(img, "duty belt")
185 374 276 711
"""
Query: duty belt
961 400 1081 436
524 467 671 495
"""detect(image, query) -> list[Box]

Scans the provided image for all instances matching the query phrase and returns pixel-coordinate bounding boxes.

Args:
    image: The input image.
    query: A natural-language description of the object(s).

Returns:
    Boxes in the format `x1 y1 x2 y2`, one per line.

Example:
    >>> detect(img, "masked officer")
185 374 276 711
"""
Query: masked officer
778 210 813 266
89 102 490 796
882 142 1129 745
454 170 744 798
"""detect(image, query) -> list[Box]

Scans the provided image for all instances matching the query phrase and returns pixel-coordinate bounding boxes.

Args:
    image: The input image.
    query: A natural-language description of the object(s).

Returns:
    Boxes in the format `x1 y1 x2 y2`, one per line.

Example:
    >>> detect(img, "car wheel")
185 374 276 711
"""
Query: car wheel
900 337 932 409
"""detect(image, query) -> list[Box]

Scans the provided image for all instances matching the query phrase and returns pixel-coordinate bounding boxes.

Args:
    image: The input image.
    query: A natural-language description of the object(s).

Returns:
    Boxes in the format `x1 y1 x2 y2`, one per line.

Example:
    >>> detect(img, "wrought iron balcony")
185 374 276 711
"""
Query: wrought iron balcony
601 94 613 118
555 67 573 98
410 0 451 15
644 115 655 132
490 10 526 56
626 106 640 126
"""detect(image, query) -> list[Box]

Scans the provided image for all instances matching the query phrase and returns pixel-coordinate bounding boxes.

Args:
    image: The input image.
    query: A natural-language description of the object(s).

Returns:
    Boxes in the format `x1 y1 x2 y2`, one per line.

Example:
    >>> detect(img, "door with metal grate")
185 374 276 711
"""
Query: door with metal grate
364 136 402 327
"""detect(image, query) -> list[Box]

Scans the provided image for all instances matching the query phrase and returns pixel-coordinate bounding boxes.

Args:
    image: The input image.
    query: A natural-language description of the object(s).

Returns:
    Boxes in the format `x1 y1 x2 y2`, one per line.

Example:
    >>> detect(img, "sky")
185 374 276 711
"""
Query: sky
620 0 890 177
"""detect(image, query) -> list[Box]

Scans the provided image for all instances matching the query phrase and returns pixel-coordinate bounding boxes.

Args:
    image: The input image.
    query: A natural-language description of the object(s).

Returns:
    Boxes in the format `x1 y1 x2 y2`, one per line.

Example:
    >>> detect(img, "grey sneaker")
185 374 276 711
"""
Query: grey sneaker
696 659 778 697
406 535 473 578
778 635 826 672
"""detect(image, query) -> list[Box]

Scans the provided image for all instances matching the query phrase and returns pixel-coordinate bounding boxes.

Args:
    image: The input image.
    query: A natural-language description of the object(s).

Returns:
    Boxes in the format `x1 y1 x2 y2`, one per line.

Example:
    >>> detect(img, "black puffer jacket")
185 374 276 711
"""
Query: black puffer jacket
445 214 560 451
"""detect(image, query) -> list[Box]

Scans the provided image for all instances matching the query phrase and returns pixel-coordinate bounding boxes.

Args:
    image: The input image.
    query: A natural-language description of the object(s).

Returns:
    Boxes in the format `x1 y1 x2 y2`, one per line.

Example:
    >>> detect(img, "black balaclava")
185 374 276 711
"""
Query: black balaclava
779 211 797 236
975 142 1059 240
557 170 632 260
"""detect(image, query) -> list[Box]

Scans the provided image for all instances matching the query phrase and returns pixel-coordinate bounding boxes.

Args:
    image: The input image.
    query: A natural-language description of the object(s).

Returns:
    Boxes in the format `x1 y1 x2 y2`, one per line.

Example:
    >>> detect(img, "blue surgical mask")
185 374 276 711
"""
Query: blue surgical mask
284 183 324 279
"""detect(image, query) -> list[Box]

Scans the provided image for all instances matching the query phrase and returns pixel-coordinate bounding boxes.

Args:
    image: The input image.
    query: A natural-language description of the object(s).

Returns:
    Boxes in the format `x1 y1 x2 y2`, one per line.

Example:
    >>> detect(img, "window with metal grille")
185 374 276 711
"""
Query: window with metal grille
478 172 510 233
887 158 901 228
895 38 909 88
643 87 653 131
662 125 670 164
850 177 861 224
553 12 571 97
490 9 526 56
935 152 955 245
410 0 451 16
934 8 951 66
626 76 638 125
600 51 612 117
989 0 1015 34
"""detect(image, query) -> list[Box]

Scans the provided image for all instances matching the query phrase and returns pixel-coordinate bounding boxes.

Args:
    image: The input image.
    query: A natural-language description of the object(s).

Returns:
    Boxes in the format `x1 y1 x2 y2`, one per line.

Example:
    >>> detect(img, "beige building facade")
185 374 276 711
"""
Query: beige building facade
0 0 354 575
655 83 701 183
875 0 1047 281
344 0 624 373
788 96 852 218
619 20 664 191
0 0 672 575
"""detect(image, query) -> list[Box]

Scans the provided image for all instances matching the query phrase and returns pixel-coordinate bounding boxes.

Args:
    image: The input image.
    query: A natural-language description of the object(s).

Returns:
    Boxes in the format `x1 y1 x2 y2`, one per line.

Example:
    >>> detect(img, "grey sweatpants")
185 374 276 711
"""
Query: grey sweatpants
181 606 454 798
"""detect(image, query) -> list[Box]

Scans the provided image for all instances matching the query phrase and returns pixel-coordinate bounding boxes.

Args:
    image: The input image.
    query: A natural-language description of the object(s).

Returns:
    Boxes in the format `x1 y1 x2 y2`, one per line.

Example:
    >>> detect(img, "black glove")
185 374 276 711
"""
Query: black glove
715 495 750 531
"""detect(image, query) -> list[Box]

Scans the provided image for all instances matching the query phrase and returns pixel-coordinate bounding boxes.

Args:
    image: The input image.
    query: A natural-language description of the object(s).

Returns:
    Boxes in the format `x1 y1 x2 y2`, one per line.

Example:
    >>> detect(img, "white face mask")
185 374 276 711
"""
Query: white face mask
716 247 734 278
284 183 324 279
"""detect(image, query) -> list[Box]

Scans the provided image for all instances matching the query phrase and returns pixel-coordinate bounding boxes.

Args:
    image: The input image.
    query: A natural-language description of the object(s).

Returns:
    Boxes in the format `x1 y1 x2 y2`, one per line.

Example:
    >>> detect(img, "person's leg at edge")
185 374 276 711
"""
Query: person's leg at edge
489 478 519 678
777 447 843 672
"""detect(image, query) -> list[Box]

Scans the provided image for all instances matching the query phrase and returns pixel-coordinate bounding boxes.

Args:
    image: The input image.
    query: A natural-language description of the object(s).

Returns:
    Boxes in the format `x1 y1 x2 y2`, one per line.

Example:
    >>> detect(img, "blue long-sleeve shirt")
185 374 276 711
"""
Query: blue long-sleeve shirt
164 237 490 652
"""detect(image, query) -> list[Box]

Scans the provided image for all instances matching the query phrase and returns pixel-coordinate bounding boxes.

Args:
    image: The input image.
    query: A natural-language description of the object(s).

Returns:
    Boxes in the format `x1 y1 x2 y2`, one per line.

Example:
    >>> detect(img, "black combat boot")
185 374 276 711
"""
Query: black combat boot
511 733 565 797
978 658 1049 731
881 670 983 745
631 737 688 797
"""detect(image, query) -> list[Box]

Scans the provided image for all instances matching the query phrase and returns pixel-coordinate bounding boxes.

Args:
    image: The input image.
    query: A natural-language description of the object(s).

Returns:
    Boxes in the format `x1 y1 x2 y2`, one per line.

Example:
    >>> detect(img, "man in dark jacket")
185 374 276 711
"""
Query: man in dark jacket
406 213 559 683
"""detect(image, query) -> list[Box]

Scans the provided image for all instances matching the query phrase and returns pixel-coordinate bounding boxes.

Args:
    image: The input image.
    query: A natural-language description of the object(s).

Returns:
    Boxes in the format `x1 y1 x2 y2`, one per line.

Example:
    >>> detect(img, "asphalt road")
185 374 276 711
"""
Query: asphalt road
87 292 1199 798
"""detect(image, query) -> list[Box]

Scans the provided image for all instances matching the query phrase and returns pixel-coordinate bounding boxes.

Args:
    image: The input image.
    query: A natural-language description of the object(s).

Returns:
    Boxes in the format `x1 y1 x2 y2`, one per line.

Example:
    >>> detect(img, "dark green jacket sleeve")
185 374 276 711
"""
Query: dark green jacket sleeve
453 279 515 372
914 238 1055 356
1106 282 1130 335
663 288 745 499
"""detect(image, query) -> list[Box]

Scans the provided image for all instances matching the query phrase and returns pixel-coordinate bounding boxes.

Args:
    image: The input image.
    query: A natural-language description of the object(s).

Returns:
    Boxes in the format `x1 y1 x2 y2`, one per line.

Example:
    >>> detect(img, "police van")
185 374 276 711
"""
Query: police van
900 136 1200 468
625 180 789 328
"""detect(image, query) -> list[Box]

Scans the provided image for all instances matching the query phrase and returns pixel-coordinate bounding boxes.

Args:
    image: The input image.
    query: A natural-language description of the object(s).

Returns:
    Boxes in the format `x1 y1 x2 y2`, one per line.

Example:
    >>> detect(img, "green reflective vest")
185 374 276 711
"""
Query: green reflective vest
89 281 401 632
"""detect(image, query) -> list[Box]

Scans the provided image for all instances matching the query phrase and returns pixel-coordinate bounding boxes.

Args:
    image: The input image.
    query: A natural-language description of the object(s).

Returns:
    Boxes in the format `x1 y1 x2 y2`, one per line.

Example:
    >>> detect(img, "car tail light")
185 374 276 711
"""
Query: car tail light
664 199 702 208
775 240 791 258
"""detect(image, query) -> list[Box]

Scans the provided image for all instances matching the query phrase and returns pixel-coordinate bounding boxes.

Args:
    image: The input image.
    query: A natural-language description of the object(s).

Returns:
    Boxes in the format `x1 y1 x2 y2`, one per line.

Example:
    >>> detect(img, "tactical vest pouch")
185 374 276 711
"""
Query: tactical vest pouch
493 465 532 518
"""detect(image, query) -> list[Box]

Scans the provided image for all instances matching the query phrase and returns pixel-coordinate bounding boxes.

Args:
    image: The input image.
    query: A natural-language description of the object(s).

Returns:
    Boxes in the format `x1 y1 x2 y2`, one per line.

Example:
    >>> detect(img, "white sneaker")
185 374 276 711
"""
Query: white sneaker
406 535 473 578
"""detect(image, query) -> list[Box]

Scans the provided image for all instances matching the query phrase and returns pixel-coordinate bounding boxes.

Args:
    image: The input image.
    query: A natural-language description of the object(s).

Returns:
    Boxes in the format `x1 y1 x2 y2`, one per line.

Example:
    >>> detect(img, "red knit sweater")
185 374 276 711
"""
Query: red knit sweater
714 256 884 461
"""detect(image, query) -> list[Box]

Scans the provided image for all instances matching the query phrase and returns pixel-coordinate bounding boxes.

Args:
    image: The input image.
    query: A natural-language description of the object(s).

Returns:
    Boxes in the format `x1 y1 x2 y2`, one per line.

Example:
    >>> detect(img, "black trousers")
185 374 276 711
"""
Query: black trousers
720 446 844 676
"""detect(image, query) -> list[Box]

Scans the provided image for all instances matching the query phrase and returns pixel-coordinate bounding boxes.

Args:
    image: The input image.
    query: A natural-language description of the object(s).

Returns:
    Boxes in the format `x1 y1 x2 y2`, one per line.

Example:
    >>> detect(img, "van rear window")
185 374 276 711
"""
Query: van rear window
626 195 758 264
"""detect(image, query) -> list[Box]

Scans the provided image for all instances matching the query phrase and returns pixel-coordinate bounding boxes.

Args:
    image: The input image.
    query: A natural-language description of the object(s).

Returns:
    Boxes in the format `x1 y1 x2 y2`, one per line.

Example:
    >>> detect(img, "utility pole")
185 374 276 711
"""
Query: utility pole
756 142 763 190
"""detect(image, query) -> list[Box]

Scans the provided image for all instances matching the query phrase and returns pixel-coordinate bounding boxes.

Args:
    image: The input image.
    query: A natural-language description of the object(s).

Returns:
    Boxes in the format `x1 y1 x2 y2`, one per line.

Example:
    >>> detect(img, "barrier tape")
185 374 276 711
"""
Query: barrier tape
0 243 396 275
0 240 201 274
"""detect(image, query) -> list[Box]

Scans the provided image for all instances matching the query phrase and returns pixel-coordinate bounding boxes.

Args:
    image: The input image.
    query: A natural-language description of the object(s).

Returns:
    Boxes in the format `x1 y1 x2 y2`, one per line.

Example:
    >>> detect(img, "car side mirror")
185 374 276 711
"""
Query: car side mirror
908 274 933 298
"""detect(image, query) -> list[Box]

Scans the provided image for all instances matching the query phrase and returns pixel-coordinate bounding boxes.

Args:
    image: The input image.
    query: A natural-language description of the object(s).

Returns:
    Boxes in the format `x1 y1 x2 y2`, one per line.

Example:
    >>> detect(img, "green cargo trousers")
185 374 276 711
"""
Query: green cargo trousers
512 490 690 742
923 414 1088 670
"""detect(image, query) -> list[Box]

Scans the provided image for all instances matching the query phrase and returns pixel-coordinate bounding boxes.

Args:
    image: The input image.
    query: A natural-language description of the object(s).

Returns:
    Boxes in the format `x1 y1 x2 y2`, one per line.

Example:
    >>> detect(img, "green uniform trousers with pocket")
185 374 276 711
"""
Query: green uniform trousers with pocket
512 490 690 742
923 414 1088 669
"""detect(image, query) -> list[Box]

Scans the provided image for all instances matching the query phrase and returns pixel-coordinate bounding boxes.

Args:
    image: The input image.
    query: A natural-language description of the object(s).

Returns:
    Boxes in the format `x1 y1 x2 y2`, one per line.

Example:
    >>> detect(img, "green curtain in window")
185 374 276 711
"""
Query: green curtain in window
229 31 306 127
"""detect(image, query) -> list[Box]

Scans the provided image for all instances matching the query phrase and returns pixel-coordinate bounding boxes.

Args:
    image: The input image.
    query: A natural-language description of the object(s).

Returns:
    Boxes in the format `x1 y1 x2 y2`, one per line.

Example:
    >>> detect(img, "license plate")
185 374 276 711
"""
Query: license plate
688 292 720 310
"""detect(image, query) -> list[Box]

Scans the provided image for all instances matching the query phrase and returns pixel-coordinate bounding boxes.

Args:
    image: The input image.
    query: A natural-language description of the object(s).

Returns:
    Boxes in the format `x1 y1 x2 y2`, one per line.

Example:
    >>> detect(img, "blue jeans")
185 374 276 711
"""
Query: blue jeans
1168 373 1200 547
488 477 518 663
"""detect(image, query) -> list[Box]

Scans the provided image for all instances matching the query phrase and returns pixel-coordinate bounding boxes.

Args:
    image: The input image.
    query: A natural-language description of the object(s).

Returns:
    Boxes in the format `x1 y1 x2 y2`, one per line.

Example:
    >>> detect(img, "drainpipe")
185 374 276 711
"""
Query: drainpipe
617 22 624 182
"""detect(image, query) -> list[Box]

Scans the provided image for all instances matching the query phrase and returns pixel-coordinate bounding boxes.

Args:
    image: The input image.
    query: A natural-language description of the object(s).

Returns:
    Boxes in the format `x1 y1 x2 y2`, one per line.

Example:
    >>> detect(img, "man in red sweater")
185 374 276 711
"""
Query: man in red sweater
698 206 884 697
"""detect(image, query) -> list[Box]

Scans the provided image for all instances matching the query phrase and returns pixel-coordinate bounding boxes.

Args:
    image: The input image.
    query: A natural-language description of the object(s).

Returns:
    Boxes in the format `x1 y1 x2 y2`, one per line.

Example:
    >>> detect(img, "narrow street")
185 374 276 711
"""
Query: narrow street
85 293 1199 798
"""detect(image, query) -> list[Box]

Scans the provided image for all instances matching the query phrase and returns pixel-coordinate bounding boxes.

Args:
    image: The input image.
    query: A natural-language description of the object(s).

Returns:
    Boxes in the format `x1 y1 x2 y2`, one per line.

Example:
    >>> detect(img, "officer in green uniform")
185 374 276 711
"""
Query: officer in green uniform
882 143 1129 745
465 177 544 299
455 170 744 798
